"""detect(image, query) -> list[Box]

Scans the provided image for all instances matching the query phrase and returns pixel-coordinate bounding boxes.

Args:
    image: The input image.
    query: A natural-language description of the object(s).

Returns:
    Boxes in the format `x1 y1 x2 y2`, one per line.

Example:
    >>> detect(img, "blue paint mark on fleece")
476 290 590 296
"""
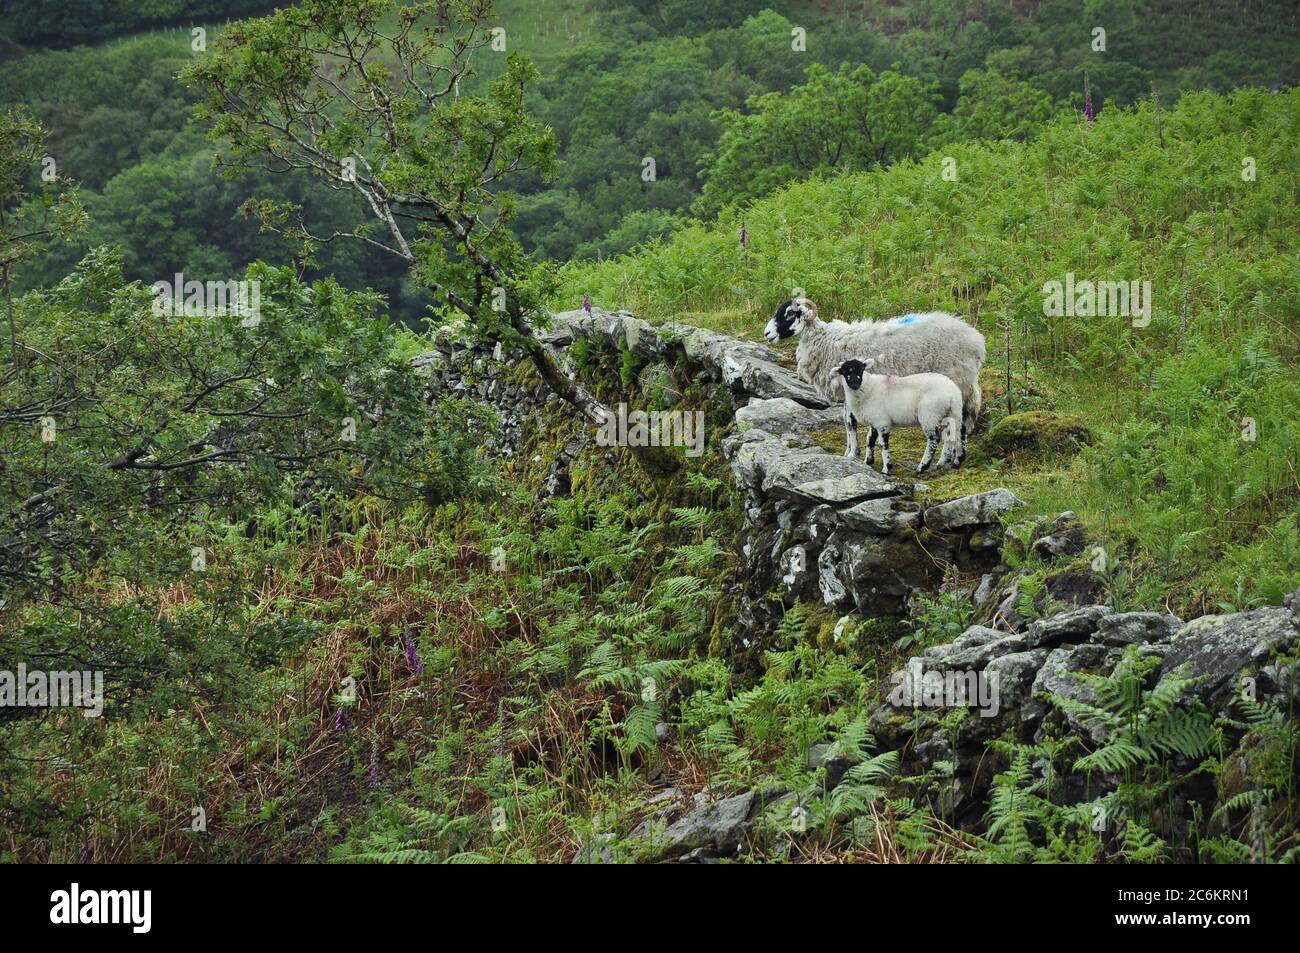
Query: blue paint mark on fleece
893 312 924 326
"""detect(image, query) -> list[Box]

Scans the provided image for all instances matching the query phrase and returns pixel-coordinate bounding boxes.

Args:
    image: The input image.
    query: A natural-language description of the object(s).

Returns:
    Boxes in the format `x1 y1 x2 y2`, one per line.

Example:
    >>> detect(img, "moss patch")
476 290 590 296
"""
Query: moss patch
980 411 1092 464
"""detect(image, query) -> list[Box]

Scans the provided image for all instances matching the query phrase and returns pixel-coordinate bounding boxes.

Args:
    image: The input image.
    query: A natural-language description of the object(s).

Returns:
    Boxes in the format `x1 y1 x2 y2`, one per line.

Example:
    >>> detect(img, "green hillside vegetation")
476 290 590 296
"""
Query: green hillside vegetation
4 0 1297 322
2 1 1299 866
4 85 1297 865
558 86 1300 615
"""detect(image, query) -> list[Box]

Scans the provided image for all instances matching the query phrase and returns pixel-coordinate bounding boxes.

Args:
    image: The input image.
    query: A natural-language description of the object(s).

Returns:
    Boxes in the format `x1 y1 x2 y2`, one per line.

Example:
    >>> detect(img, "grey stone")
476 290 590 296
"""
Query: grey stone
777 545 817 598
817 541 850 608
571 832 617 864
803 504 840 545
1025 604 1114 649
728 434 904 504
1285 588 1300 627
972 571 1002 611
647 791 757 860
680 328 779 368
836 532 938 615
839 497 921 534
1158 604 1300 711
984 649 1051 710
1025 640 1161 742
791 471 903 506
720 351 829 407
1041 567 1109 612
679 847 722 864
924 488 1025 533
735 397 842 436
775 502 801 533
1024 642 1114 738
723 430 780 489
1031 512 1087 561
922 624 1005 659
912 732 955 766
1091 611 1183 647
534 325 575 347
621 316 664 361
808 742 855 789
983 573 1032 631
923 625 1029 670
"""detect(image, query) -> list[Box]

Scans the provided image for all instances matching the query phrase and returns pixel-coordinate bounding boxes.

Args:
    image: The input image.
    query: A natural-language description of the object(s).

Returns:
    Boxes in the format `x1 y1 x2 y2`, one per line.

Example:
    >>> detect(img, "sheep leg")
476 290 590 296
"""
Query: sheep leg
864 427 877 468
937 418 957 467
879 428 891 476
955 418 967 467
843 407 860 459
918 428 939 473
963 382 981 437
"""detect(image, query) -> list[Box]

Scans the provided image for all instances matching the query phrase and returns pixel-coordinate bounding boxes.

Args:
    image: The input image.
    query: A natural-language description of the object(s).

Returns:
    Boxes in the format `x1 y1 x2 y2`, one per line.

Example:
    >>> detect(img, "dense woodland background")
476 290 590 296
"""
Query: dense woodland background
1 0 1299 863
5 0 1299 317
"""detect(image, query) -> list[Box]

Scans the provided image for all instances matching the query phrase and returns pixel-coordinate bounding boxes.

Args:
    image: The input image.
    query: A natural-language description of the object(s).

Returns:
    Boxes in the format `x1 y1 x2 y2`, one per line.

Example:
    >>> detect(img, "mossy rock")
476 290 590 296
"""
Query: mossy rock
981 411 1092 462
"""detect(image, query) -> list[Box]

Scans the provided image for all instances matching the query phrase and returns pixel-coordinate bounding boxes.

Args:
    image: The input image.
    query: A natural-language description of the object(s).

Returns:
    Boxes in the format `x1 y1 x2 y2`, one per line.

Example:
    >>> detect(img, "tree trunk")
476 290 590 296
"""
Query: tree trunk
518 326 680 478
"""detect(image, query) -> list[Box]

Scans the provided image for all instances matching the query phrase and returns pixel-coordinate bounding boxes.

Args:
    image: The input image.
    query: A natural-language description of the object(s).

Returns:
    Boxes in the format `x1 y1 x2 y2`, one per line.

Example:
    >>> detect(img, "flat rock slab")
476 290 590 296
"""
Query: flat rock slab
1091 611 1183 647
721 353 829 407
673 324 781 367
731 436 905 504
1158 606 1299 707
922 625 1029 670
736 397 842 436
1025 604 1114 649
790 471 903 505
924 488 1024 533
839 497 921 534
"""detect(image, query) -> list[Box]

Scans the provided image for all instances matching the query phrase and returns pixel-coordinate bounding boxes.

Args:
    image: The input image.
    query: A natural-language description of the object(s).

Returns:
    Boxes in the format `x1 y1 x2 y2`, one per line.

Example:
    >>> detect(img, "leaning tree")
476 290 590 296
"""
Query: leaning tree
182 0 617 430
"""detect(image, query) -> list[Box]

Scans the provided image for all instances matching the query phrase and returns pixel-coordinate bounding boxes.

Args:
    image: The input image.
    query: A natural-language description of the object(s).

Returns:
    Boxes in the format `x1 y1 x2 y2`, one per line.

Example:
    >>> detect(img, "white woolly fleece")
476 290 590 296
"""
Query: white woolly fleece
796 311 985 424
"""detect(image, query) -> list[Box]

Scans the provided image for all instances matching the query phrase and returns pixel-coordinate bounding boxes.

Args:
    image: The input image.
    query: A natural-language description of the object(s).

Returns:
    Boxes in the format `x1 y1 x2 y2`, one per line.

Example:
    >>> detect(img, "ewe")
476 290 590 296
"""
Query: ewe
835 357 965 475
764 297 985 458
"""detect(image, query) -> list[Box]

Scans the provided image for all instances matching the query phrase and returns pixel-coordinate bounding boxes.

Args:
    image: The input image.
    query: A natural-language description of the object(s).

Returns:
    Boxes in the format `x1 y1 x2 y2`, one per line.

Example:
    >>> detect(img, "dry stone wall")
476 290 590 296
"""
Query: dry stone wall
414 310 1300 860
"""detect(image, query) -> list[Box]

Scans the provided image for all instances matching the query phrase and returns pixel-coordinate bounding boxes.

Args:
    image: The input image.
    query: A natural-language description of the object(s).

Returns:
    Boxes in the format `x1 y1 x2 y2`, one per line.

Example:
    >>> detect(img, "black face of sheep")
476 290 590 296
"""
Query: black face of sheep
836 358 870 390
764 297 813 343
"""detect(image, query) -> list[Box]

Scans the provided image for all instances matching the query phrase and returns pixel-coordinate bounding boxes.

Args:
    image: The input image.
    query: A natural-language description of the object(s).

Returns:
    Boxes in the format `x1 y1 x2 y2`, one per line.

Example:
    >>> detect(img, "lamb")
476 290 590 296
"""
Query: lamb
835 357 965 476
764 297 985 460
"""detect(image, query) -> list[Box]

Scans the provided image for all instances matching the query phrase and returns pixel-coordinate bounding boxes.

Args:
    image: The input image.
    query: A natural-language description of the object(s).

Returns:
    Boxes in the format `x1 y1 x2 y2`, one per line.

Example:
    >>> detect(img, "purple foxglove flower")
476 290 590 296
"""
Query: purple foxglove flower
404 635 424 675
739 221 748 248
333 708 350 732
1084 75 1095 123
582 292 591 314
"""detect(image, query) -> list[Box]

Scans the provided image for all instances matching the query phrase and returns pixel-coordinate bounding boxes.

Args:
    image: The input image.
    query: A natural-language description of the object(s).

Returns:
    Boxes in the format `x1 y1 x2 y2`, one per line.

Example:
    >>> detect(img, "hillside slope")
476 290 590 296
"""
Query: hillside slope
557 87 1300 615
